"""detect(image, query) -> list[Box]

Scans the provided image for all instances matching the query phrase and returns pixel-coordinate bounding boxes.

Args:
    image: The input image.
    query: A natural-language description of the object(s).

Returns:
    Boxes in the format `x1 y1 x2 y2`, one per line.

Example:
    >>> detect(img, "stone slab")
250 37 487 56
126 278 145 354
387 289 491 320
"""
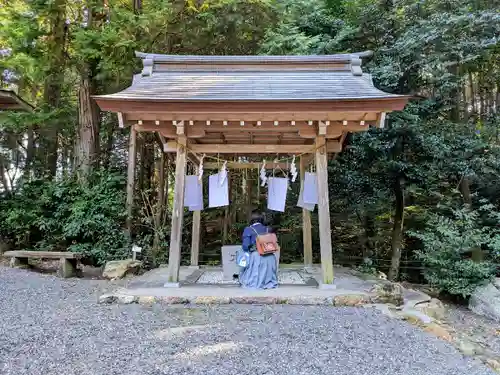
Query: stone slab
98 285 374 307
319 283 337 290
221 245 241 281
196 270 307 285
163 282 180 288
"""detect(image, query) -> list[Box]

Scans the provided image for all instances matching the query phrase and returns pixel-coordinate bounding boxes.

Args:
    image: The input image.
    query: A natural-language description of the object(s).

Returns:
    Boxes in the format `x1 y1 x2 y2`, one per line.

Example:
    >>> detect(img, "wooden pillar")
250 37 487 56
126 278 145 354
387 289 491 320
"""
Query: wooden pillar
152 151 165 259
190 210 201 267
300 156 313 268
126 125 137 240
315 136 334 285
166 136 187 284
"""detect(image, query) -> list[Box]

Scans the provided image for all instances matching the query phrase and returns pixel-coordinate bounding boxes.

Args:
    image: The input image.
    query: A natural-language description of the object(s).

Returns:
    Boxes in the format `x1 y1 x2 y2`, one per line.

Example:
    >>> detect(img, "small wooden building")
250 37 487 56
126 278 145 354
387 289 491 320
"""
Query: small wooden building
94 51 408 287
0 89 34 112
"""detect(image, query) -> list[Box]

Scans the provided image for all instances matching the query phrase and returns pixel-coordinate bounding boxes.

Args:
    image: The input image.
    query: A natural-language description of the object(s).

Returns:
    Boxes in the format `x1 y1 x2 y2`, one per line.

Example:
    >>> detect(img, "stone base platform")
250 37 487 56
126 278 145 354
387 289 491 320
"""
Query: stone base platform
99 285 374 306
98 265 424 307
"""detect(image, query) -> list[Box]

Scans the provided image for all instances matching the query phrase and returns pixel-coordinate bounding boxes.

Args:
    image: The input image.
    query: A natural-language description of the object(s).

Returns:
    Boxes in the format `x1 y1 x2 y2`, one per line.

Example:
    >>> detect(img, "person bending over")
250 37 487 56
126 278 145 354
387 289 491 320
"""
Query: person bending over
239 211 278 289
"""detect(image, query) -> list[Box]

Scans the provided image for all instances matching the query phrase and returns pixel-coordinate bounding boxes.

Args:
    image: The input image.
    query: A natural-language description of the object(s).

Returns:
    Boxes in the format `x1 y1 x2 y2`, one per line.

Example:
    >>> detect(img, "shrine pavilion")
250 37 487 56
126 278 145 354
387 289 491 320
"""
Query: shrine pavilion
94 51 409 287
0 89 34 112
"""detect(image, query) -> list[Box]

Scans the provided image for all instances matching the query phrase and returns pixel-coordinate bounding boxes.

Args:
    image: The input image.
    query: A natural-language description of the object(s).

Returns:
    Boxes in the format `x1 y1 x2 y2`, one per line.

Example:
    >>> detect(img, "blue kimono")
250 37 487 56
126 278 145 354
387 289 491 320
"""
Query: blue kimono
239 222 278 289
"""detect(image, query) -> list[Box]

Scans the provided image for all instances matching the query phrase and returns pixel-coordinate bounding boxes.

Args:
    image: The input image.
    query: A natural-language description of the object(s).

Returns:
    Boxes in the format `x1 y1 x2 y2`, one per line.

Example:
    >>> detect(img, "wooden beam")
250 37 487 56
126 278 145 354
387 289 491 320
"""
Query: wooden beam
117 112 124 128
378 112 387 128
298 129 317 139
163 142 341 154
125 111 380 123
95 97 409 115
131 120 372 132
315 136 334 285
166 136 187 284
332 132 348 161
175 121 185 135
300 156 313 268
126 125 137 239
190 210 201 267
318 121 329 135
138 123 206 138
204 162 290 169
124 112 381 123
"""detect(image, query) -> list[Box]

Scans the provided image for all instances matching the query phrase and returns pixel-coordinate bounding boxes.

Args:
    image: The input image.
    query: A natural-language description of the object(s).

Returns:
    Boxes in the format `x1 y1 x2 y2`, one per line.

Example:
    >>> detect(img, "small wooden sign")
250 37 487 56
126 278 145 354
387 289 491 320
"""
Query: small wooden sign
132 245 142 260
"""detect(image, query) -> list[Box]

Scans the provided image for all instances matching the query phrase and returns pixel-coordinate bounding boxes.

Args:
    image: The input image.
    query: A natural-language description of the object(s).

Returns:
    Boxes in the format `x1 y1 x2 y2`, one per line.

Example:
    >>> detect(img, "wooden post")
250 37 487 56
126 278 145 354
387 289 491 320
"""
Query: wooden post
166 136 187 284
152 151 165 260
190 210 201 267
300 156 313 268
58 258 77 278
315 136 334 285
126 125 137 239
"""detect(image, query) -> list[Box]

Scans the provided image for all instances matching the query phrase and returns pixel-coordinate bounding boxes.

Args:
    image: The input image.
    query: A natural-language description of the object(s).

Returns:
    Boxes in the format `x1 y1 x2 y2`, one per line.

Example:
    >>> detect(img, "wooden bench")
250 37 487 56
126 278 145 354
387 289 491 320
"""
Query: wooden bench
3 251 82 278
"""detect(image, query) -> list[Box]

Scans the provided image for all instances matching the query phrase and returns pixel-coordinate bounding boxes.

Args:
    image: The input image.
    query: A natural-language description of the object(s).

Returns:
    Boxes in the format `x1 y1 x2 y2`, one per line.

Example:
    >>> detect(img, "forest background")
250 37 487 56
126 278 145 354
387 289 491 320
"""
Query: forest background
1 0 500 298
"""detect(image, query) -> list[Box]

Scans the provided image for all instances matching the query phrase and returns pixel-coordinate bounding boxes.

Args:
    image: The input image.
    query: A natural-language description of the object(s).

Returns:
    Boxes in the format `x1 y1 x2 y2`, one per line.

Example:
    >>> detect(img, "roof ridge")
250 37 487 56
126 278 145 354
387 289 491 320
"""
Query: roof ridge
135 51 373 61
134 51 372 78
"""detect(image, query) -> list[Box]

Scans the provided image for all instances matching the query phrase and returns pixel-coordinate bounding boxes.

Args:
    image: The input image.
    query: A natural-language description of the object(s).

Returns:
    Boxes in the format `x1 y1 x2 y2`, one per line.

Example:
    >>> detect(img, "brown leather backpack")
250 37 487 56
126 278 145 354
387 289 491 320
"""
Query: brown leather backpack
252 227 280 255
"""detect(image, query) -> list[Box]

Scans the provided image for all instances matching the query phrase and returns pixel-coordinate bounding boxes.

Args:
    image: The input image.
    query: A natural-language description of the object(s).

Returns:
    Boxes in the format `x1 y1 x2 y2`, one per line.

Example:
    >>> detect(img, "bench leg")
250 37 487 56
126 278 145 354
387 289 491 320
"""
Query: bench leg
58 258 77 278
10 257 29 268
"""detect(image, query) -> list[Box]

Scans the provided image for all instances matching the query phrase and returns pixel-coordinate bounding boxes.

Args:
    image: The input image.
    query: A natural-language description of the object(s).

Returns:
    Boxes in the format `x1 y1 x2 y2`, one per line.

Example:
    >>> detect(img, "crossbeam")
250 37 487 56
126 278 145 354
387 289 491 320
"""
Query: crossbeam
204 162 292 169
163 142 341 154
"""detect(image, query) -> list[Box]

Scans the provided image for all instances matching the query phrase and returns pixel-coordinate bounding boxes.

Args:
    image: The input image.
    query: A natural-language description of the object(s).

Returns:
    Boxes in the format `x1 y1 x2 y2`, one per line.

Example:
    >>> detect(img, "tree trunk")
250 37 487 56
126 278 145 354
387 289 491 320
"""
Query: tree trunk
138 135 145 191
449 64 461 122
75 72 100 179
246 172 252 222
133 0 142 13
101 129 114 169
144 134 155 192
459 176 472 206
469 71 476 119
388 176 405 281
40 0 67 178
126 126 137 240
153 152 165 259
0 155 11 193
362 213 375 264
23 128 35 181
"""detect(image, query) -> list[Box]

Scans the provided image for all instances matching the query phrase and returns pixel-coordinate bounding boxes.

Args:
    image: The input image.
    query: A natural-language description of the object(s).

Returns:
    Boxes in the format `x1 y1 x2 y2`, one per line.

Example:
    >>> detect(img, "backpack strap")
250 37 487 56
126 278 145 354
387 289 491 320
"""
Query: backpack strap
250 225 267 236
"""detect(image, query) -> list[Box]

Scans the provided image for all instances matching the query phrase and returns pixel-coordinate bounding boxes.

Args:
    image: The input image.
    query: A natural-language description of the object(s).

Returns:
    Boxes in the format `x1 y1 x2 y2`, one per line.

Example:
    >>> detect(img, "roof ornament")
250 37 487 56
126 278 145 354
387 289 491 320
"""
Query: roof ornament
141 58 153 76
350 57 363 76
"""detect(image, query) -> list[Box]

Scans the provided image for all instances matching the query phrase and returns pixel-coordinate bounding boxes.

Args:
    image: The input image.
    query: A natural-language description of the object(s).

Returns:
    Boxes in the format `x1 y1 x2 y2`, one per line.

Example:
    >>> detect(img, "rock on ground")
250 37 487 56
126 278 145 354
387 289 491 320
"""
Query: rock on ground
0 267 495 375
469 279 500 322
102 259 142 280
415 298 447 321
370 282 404 306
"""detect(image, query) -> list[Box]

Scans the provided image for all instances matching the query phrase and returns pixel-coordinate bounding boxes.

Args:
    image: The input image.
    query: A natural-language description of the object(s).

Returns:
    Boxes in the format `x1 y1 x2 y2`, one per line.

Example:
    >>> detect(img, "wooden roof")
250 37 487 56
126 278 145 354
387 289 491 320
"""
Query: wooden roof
0 90 34 111
93 52 409 154
95 51 406 105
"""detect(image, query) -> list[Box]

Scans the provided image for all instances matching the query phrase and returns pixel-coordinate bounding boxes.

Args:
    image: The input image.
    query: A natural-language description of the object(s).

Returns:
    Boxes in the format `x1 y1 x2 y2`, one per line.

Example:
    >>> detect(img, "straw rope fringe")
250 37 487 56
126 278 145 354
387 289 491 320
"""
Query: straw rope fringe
168 140 325 165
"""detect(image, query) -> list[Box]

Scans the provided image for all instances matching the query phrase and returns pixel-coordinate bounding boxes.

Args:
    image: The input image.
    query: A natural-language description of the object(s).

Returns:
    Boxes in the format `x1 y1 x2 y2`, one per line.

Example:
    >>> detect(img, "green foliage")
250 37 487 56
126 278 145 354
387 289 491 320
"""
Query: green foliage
409 208 500 297
0 171 128 265
1 0 500 293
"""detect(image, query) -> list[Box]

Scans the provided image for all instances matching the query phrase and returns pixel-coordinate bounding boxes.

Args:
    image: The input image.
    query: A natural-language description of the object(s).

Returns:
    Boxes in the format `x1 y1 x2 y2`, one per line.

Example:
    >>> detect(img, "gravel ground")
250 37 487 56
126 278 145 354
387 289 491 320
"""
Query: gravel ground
0 267 495 375
446 304 500 356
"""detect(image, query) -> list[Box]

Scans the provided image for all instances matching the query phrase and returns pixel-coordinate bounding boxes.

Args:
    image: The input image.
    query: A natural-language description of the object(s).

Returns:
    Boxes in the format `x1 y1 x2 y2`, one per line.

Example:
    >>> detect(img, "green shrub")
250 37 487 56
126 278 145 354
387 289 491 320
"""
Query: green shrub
0 171 128 265
409 208 499 297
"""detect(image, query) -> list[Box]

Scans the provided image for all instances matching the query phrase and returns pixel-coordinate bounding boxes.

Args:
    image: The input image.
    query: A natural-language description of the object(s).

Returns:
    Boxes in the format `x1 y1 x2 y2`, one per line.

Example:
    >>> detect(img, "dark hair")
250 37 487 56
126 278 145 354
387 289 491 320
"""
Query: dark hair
249 211 264 225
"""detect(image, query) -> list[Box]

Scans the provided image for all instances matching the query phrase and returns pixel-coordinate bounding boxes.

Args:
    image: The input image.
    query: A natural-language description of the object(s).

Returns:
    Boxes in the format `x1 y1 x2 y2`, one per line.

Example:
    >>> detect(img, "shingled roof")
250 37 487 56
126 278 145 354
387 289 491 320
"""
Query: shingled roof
0 89 34 111
95 51 402 103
